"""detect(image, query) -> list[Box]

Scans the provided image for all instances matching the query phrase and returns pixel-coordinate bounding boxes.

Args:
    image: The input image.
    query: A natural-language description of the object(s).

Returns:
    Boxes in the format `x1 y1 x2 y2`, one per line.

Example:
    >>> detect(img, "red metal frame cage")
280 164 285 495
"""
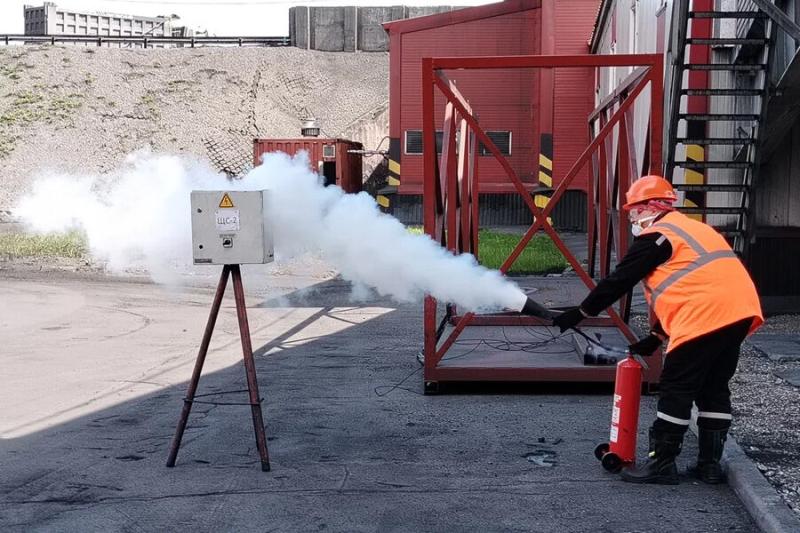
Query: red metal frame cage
421 53 664 388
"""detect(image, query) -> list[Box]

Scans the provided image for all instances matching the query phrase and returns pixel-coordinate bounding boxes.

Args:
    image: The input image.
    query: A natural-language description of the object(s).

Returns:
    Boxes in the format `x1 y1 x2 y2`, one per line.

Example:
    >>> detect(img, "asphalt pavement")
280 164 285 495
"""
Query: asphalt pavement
0 268 756 532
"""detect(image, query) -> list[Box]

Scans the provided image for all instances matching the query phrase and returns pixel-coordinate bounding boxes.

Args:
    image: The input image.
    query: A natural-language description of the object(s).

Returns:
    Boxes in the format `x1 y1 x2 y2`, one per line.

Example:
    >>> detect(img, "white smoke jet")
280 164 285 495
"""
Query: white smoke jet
14 150 531 312
14 152 221 283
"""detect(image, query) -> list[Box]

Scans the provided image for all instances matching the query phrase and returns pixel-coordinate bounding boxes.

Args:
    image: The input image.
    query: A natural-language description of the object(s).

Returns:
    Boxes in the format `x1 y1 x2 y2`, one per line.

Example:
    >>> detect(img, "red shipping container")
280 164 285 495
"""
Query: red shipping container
253 138 364 194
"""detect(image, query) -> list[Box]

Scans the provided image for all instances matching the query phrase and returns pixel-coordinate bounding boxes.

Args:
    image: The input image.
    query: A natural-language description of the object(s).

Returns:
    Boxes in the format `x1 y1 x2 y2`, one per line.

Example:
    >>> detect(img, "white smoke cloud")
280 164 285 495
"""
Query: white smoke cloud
14 150 528 311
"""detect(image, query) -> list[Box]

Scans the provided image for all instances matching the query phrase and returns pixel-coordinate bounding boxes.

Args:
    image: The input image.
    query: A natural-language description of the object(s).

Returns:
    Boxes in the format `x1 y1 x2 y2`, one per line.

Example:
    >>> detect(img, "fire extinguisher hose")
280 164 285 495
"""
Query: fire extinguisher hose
571 326 650 370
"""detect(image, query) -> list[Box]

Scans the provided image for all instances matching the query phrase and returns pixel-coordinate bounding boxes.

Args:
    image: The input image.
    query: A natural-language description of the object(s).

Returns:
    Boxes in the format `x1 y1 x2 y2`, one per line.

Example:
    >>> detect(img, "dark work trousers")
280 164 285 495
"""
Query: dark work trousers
652 318 755 436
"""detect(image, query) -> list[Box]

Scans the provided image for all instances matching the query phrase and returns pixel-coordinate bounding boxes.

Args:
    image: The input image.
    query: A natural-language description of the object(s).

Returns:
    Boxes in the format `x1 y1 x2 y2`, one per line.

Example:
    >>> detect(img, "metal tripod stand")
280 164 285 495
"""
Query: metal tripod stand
166 264 271 472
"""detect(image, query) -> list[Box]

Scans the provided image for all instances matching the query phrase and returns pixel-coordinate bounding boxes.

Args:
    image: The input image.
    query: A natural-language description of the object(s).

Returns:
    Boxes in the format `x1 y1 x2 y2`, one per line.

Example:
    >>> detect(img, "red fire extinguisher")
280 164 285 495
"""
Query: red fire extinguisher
595 352 647 472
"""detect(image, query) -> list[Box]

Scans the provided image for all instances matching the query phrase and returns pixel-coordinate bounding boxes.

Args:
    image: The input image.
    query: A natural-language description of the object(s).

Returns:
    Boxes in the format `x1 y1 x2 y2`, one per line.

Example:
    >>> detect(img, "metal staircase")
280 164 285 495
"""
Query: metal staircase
665 1 776 255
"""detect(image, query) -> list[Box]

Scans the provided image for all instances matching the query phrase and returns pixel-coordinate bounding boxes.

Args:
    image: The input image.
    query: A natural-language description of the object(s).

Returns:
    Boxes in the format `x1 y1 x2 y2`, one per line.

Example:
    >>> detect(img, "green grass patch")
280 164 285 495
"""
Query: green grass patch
407 226 568 274
0 231 87 259
11 91 44 106
0 90 83 128
0 64 23 80
139 91 160 117
478 230 567 274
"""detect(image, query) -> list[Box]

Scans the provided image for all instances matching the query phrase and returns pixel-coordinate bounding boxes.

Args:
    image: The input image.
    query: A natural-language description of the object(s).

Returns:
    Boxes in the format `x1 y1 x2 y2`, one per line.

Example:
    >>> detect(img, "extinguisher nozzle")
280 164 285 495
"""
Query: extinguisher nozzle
520 297 556 320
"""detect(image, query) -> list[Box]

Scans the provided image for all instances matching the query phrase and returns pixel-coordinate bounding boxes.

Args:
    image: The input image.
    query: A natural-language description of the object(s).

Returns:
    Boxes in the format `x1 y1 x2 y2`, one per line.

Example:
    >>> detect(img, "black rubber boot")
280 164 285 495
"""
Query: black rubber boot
688 428 728 484
621 430 683 485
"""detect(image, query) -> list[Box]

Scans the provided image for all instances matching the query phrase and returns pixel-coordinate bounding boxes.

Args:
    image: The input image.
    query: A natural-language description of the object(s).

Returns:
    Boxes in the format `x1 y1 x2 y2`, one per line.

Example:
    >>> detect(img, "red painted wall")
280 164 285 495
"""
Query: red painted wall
551 0 600 191
389 0 599 195
398 9 540 194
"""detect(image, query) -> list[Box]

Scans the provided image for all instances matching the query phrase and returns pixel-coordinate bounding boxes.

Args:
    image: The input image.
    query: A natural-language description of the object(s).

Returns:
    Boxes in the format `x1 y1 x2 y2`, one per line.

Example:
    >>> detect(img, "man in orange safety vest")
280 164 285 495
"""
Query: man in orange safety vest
554 175 763 485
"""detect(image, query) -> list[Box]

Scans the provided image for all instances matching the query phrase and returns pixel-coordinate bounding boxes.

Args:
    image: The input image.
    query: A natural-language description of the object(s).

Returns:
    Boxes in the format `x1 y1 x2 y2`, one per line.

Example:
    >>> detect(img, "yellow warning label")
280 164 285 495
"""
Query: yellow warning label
219 193 235 208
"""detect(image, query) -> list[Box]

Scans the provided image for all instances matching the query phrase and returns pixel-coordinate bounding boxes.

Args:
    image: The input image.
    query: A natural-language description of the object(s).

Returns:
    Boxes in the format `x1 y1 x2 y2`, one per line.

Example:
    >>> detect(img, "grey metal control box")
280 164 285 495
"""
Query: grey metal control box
190 190 274 265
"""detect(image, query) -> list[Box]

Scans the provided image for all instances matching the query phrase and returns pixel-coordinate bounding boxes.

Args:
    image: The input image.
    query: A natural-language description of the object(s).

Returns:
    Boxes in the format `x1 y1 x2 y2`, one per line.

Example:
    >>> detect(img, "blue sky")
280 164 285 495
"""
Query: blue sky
1 0 496 36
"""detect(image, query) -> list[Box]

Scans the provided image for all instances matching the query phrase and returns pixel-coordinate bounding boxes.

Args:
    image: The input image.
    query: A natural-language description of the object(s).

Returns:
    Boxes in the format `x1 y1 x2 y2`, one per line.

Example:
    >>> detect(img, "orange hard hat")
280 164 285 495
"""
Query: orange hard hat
623 175 677 210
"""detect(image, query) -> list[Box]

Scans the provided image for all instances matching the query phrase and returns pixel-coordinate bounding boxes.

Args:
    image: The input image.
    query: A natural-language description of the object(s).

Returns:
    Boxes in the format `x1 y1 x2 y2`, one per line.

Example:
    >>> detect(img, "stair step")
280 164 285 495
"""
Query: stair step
686 38 769 46
684 64 766 72
677 137 755 145
689 11 767 19
680 113 760 121
677 207 746 215
716 227 745 236
675 161 752 170
681 88 763 96
673 184 749 192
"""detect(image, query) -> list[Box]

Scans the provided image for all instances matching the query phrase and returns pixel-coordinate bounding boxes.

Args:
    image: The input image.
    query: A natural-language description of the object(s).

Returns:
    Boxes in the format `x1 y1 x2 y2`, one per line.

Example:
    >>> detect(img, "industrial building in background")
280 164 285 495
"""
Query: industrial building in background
23 2 176 40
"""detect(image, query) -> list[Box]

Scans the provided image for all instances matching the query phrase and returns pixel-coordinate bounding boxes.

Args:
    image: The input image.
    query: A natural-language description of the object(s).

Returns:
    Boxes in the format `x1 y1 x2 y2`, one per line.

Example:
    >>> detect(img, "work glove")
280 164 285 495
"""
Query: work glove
628 334 662 356
552 307 586 333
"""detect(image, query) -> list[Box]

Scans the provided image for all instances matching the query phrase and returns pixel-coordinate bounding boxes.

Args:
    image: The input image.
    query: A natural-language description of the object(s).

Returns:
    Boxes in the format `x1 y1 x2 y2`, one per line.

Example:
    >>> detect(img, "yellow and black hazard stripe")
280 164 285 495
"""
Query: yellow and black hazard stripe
538 133 553 190
377 137 401 211
683 122 706 221
535 133 554 224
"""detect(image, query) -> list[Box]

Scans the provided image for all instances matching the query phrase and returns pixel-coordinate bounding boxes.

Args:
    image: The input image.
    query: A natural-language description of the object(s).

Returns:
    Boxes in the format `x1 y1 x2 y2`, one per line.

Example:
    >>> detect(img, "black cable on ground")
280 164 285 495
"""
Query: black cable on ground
374 327 575 397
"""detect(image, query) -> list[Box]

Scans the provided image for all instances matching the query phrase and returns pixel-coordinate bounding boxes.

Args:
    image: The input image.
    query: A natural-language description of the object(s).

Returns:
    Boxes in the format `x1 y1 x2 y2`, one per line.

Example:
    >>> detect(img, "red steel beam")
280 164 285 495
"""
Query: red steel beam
425 367 618 383
616 112 636 321
452 315 618 328
431 54 662 70
648 53 664 173
499 72 653 292
458 118 471 254
433 73 539 216
470 130 480 255
598 118 610 279
441 103 458 253
423 54 664 379
432 66 655 358
587 146 598 278
422 57 439 377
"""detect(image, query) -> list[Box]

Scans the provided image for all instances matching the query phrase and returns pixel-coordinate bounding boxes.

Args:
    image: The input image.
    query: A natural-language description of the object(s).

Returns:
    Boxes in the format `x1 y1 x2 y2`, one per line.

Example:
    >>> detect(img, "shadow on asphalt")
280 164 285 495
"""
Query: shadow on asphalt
0 278 754 532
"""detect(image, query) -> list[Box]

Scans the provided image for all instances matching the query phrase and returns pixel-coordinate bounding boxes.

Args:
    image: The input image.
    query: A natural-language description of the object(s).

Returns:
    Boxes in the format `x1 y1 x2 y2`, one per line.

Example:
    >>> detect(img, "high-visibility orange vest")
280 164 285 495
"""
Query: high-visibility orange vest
639 211 763 352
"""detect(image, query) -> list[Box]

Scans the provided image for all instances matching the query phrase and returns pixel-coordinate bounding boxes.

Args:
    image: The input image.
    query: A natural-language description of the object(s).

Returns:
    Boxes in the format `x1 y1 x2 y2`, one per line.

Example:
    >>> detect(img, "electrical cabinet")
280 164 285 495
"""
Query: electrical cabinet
191 190 274 265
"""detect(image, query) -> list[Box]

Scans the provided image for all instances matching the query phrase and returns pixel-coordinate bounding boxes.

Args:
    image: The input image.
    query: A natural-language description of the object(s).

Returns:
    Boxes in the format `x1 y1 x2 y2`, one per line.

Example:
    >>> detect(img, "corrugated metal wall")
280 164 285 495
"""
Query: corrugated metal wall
397 8 540 195
393 0 600 196
389 191 587 230
552 0 598 191
592 0 671 181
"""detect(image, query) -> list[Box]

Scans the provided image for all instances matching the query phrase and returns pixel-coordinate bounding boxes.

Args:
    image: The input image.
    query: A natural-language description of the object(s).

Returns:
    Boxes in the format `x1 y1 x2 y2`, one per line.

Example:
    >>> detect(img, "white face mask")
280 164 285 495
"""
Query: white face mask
631 215 658 237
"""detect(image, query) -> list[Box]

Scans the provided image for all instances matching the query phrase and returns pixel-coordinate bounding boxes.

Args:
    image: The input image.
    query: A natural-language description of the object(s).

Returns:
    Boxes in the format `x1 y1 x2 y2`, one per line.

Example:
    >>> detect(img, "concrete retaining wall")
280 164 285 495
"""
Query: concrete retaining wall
289 5 463 52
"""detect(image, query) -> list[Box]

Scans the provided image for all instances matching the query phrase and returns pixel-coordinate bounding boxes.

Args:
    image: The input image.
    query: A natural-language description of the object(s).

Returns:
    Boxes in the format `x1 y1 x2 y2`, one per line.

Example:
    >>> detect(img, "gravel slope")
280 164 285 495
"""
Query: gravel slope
0 45 388 209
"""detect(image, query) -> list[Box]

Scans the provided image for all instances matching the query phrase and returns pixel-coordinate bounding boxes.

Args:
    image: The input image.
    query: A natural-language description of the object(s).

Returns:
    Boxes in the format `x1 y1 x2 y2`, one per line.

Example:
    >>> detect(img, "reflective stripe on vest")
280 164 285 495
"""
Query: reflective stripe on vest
640 211 764 352
645 222 738 308
643 221 737 308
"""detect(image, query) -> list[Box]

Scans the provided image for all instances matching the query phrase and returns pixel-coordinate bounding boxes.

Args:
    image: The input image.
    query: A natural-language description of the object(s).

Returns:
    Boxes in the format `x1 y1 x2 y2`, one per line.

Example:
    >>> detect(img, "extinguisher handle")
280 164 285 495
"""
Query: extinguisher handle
627 350 650 371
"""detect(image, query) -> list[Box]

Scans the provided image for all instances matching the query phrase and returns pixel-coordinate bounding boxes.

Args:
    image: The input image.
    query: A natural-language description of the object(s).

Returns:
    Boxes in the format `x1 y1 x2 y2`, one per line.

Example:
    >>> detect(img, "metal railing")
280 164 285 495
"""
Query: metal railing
0 34 291 48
